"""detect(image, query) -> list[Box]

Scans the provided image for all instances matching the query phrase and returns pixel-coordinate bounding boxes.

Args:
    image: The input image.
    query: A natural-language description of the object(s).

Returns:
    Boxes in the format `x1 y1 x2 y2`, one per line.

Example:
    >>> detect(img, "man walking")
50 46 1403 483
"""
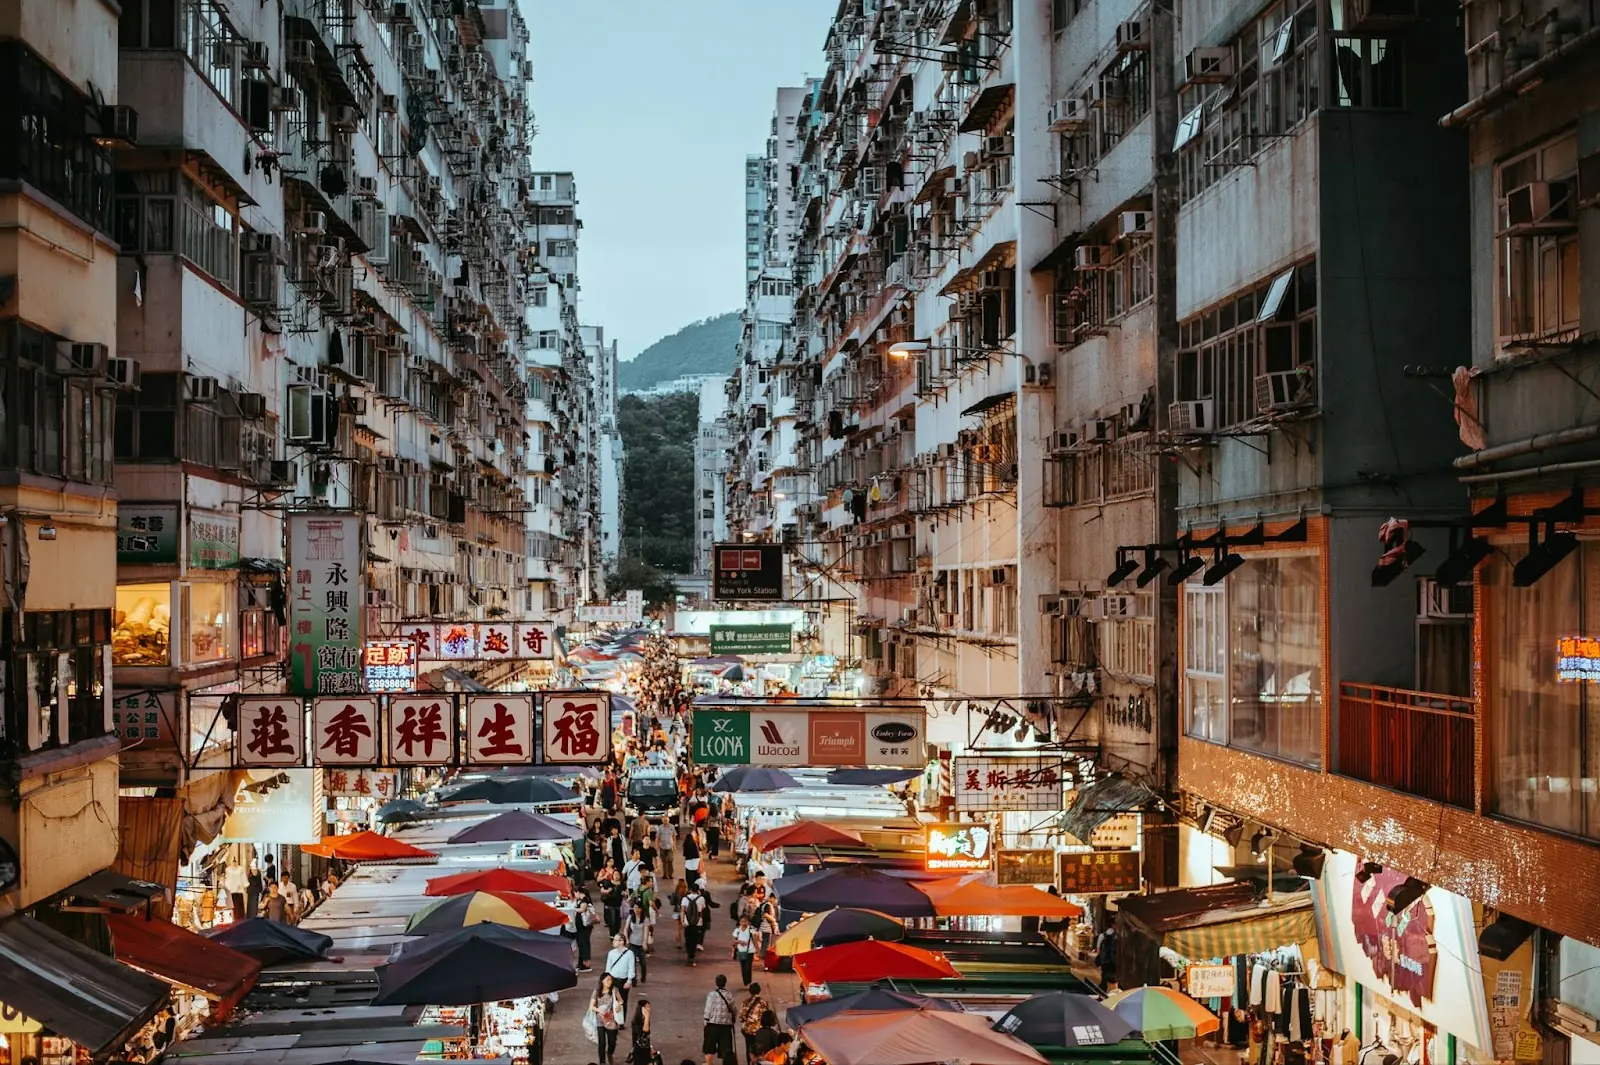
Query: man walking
223 860 248 922
681 881 708 965
656 818 677 881
603 933 638 1009
701 974 737 1065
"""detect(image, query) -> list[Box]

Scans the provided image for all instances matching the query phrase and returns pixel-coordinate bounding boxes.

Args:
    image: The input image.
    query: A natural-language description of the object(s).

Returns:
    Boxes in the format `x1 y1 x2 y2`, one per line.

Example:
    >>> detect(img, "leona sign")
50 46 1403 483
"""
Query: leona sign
690 706 924 767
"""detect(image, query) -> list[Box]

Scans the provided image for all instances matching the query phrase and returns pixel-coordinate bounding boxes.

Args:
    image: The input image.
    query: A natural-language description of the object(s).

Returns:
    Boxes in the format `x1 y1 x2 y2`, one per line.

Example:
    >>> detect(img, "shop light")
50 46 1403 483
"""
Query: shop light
1249 829 1276 856
1106 550 1140 587
1202 542 1245 586
1291 845 1325 878
1168 550 1206 586
1385 876 1429 914
1222 821 1246 848
1434 534 1493 588
1478 913 1534 961
1354 860 1383 884
1135 547 1169 588
1513 524 1578 587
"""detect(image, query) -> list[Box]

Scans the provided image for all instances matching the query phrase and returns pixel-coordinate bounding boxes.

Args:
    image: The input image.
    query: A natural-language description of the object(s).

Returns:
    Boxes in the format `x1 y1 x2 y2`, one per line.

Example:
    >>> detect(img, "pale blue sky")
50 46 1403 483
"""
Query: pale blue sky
522 0 837 360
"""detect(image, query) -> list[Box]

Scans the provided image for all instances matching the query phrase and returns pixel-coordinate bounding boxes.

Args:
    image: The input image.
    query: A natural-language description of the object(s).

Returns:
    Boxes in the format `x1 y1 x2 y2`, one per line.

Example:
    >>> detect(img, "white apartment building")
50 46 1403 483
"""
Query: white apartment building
694 378 732 576
583 324 625 573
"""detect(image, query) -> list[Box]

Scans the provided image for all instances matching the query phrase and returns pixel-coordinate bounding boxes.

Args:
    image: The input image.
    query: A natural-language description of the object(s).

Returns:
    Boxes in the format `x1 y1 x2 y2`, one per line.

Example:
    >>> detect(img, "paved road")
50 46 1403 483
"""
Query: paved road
542 851 800 1065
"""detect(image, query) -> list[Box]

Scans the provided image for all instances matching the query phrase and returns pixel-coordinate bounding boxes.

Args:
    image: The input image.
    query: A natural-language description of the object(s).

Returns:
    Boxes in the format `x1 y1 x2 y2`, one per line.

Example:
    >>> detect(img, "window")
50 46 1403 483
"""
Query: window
1183 555 1324 766
1098 51 1152 155
0 324 117 487
1330 38 1405 108
185 580 235 664
531 286 548 307
1486 540 1600 840
5 610 112 748
1104 613 1155 681
0 43 115 233
1055 241 1153 346
1496 133 1580 348
115 582 174 666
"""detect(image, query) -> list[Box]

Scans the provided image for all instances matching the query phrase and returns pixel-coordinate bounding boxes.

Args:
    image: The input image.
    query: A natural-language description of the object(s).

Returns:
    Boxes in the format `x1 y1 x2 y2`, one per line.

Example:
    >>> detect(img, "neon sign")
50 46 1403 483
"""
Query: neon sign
925 822 993 871
1556 636 1600 683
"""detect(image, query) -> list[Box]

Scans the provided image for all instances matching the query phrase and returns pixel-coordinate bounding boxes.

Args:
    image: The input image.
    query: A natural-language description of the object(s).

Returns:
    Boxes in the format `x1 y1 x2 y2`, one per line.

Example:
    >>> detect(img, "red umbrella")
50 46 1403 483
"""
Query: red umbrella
751 820 865 851
301 830 437 863
794 939 959 984
425 868 571 897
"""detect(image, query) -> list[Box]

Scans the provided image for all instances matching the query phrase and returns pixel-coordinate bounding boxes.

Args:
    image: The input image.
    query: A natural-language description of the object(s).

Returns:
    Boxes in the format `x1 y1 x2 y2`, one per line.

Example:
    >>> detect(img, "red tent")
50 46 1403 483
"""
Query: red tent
425 868 571 897
108 914 261 1018
793 939 959 984
751 820 864 851
302 830 437 863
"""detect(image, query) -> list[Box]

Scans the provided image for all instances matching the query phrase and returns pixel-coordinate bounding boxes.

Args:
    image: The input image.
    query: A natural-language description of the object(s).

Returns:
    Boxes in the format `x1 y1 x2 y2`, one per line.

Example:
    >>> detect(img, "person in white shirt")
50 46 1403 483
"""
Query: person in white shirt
623 847 645 892
222 862 248 923
603 933 638 1009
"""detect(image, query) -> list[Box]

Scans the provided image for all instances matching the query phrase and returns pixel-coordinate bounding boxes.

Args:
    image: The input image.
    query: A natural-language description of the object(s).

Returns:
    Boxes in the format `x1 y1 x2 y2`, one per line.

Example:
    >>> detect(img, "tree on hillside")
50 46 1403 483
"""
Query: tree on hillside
616 312 740 391
616 392 699 572
606 555 679 610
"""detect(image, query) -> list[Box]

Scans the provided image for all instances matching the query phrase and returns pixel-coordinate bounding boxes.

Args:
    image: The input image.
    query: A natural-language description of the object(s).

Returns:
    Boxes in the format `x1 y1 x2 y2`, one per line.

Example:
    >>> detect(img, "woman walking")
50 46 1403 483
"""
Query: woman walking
731 914 759 988
629 998 655 1065
590 974 625 1065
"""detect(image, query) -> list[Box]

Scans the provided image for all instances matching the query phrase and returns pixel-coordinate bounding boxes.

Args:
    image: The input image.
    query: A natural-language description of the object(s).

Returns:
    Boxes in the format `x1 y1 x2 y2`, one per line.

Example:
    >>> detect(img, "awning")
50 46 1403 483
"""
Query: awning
1057 774 1157 843
1116 883 1317 960
941 0 975 43
914 165 957 204
940 240 1018 295
107 913 261 1017
63 870 167 912
0 915 170 1055
1032 231 1083 274
960 391 1016 418
959 83 1016 133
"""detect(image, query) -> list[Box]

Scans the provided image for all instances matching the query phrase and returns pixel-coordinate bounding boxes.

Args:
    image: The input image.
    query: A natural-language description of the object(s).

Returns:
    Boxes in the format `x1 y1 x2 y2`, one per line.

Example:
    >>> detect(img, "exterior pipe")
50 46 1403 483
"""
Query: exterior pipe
1459 457 1600 485
1452 424 1600 470
1439 26 1600 128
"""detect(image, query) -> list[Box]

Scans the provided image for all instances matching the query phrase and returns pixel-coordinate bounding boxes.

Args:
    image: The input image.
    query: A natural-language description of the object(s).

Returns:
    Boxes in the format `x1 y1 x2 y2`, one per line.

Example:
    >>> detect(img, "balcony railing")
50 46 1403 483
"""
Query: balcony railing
1336 683 1475 810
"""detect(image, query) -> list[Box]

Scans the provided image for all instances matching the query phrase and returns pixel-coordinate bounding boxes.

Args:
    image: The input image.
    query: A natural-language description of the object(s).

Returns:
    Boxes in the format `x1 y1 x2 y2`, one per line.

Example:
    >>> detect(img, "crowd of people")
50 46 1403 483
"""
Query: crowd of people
215 853 337 927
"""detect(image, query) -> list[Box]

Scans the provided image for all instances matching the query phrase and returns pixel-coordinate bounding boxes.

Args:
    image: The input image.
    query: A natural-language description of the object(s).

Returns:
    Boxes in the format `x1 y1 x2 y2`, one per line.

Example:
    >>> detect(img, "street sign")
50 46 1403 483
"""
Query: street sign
1057 849 1141 894
709 624 794 654
116 504 180 565
953 756 1064 812
712 543 785 601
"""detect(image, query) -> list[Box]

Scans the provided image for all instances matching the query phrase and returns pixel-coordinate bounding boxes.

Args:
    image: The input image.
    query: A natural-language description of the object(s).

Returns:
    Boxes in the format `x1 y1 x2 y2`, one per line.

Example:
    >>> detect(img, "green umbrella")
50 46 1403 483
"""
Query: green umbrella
1103 986 1220 1041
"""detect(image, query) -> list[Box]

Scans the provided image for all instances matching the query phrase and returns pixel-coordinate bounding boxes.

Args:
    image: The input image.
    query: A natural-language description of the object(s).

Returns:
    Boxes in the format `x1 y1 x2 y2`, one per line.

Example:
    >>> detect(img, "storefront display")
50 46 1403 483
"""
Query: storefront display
186 580 235 664
114 582 173 665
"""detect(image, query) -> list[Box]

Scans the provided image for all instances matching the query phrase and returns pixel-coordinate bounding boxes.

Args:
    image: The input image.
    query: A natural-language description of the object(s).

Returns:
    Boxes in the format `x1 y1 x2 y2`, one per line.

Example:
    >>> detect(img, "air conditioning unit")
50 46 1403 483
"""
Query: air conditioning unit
1417 577 1472 620
378 93 400 116
1116 18 1149 49
1504 181 1575 232
287 38 316 66
301 210 327 235
1048 97 1089 132
184 375 220 403
1051 429 1080 451
1060 595 1087 617
57 341 108 375
1075 245 1110 270
983 134 1014 157
357 176 379 199
269 85 302 112
938 442 956 459
1169 399 1214 433
1040 594 1064 616
989 568 1010 586
244 232 280 259
1255 369 1314 412
107 356 141 390
240 40 270 68
1100 594 1135 619
97 104 138 146
388 0 412 21
342 395 367 415
963 150 982 171
1088 418 1117 444
944 176 963 197
1185 47 1235 83
330 105 360 132
268 459 295 485
236 391 267 418
1119 211 1153 239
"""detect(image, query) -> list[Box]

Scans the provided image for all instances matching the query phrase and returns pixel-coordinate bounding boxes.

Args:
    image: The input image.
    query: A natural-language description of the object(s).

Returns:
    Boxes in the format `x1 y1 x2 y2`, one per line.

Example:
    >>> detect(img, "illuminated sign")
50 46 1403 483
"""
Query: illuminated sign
925 822 993 871
363 639 418 693
0 1000 43 1033
1057 849 1141 894
1557 636 1600 682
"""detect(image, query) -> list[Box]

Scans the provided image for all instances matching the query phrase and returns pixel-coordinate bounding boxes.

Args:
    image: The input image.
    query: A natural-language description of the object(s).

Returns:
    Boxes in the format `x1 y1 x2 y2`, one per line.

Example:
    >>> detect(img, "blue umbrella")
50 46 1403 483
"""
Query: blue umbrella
993 992 1137 1048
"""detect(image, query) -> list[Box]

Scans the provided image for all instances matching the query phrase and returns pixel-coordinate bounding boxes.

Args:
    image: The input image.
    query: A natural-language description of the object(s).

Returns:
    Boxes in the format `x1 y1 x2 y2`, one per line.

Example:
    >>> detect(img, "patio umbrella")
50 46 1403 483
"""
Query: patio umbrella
786 986 957 1027
793 939 958 983
495 765 603 779
371 924 577 1005
797 1008 1047 1065
442 777 580 805
446 810 584 845
301 830 437 863
826 768 922 786
720 664 749 681
710 766 800 793
917 877 1084 919
425 868 571 897
752 820 864 851
993 992 1137 1048
773 866 938 917
770 908 905 957
1104 986 1220 1041
375 798 426 824
204 918 332 966
403 890 567 935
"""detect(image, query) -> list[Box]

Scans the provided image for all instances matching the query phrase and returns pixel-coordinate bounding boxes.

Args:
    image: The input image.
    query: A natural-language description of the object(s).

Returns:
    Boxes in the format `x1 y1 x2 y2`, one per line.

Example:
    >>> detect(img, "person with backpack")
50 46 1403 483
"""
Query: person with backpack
681 882 708 965
738 981 772 1063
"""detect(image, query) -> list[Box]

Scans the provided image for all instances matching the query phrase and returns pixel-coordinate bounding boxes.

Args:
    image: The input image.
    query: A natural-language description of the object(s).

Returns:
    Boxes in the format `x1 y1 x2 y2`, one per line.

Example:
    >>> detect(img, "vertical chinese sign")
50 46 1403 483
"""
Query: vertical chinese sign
312 696 380 766
389 695 456 765
236 697 306 767
288 513 364 694
465 694 533 765
541 691 608 764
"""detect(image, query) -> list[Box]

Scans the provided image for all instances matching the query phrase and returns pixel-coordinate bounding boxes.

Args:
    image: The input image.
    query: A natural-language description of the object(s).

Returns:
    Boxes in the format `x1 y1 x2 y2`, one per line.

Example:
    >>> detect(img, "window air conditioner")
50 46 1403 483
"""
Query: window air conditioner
1051 429 1080 451
184 375 220 404
331 105 360 132
301 210 327 235
963 150 982 171
1169 399 1214 433
57 341 108 375
1075 245 1110 270
1101 593 1135 619
1048 97 1089 132
1118 211 1153 239
1040 594 1064 616
1088 418 1117 444
1186 47 1235 84
287 39 316 66
983 134 1014 157
1116 18 1149 49
236 391 267 419
240 40 270 69
1255 369 1314 412
107 357 141 390
1504 181 1575 233
270 85 302 112
97 105 139 146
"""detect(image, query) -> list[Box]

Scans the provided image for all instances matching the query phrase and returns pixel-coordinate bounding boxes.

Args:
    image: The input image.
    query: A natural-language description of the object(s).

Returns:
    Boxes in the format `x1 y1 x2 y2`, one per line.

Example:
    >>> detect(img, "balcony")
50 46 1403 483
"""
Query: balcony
1336 683 1475 810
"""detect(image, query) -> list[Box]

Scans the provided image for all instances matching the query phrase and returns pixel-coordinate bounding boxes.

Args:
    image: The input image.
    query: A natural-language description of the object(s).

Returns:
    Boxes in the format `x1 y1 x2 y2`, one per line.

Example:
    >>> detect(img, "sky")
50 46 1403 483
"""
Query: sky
522 0 837 360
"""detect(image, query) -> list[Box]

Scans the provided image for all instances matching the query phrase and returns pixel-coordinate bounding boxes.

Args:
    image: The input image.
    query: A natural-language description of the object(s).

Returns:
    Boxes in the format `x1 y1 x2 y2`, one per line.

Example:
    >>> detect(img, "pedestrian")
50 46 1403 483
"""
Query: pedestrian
263 881 287 923
322 871 340 899
279 874 300 923
731 915 759 988
705 801 722 860
670 877 688 948
629 998 655 1065
245 858 262 919
701 974 737 1065
738 981 772 1063
608 825 627 870
603 934 638 1009
749 1010 786 1063
600 770 619 815
751 891 778 954
656 818 678 881
589 974 625 1065
696 876 719 931
223 861 247 922
624 847 645 892
683 825 702 880
681 882 708 965
1095 924 1119 990
625 901 650 983
599 860 624 936
631 809 651 849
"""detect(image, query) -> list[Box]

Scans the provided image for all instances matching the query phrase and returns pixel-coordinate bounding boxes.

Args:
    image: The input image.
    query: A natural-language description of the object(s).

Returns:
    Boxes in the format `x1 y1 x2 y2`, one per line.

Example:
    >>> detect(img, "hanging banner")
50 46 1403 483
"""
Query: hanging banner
712 543 785 601
953 755 1064 812
325 768 398 800
312 696 380 766
541 691 609 764
691 706 925 767
465 694 533 765
236 696 306 767
388 695 456 764
710 624 794 654
288 513 364 694
188 509 241 570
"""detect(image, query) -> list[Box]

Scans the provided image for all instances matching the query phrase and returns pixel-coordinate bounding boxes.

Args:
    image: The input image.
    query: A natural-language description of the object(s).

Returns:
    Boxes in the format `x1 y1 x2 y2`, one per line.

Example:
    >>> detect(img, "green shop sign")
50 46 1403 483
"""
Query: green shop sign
117 505 180 565
692 710 750 765
709 624 793 655
188 509 241 570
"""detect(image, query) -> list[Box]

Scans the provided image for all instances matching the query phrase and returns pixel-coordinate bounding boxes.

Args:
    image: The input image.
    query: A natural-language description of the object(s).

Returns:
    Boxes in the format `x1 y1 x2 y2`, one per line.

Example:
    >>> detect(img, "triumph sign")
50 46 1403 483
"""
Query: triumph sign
690 705 924 767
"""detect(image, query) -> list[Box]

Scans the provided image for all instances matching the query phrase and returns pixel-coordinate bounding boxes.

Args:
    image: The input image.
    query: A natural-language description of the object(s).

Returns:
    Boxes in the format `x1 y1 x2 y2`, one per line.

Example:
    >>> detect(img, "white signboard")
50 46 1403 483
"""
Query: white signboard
577 603 632 624
750 711 808 765
465 694 534 765
388 695 456 764
953 756 1065 812
1189 964 1234 998
236 697 307 767
541 691 610 765
311 695 380 766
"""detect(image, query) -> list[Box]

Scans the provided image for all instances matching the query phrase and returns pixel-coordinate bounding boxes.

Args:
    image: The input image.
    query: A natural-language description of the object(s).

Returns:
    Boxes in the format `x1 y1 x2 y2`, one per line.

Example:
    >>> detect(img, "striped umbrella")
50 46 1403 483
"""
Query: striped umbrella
403 890 567 936
1103 986 1220 1041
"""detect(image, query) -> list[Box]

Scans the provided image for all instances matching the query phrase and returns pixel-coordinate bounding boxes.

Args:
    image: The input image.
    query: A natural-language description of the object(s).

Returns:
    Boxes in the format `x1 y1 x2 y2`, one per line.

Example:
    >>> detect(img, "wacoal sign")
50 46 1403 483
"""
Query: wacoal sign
753 714 804 763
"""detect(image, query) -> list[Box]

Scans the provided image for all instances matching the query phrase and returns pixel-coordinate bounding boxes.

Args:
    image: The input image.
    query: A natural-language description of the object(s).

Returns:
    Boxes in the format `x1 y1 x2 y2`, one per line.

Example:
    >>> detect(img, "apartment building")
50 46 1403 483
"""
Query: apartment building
695 378 732 576
583 323 625 573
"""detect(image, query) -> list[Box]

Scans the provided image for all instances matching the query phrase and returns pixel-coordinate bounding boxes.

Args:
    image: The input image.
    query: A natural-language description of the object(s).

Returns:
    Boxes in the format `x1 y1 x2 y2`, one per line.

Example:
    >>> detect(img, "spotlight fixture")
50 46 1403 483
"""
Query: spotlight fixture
1197 804 1217 835
1385 876 1429 915
1135 547 1170 588
1168 548 1206 586
1202 542 1246 586
1222 821 1246 848
1107 550 1140 587
1291 845 1325 878
1354 860 1383 884
1249 829 1276 856
1513 523 1579 587
1478 913 1534 961
1434 533 1493 588
1372 517 1426 587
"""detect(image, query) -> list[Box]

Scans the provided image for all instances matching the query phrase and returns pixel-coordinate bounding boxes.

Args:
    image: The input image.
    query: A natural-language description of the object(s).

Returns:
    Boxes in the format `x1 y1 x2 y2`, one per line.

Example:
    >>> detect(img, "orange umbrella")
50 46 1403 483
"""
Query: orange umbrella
917 876 1083 919
751 820 864 851
425 868 570 896
302 830 437 863
793 939 958 984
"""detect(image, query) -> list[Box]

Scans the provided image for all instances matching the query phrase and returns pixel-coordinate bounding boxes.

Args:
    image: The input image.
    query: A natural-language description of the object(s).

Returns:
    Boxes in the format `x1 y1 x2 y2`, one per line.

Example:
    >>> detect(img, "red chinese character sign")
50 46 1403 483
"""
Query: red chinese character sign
480 623 515 660
953 756 1064 812
389 695 456 765
237 697 306 767
515 622 554 660
465 694 533 765
541 691 609 765
312 696 380 766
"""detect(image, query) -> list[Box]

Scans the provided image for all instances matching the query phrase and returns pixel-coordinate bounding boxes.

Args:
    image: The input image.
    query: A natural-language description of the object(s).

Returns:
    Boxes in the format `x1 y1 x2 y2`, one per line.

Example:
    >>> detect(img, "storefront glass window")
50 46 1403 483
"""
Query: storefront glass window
186 581 235 664
114 582 173 665
1183 554 1323 767
1488 542 1600 839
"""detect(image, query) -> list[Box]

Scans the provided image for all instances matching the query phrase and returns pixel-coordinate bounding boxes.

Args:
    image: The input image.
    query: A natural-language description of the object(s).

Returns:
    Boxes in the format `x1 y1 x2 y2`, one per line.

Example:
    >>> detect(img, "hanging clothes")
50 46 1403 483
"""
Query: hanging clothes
1236 956 1251 1004
1226 1008 1251 1048
1263 968 1282 1014
1250 963 1268 1007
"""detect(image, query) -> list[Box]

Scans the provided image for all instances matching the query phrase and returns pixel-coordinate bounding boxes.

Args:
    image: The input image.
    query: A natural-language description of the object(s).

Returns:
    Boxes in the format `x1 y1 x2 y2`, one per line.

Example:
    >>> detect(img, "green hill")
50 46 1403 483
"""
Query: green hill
617 311 740 391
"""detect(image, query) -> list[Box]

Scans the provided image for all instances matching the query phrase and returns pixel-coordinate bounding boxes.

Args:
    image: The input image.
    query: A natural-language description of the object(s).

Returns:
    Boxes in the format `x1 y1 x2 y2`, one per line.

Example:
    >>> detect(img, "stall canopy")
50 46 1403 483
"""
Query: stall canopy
107 913 261 1017
1056 775 1157 844
63 870 167 912
0 915 170 1056
1115 881 1316 959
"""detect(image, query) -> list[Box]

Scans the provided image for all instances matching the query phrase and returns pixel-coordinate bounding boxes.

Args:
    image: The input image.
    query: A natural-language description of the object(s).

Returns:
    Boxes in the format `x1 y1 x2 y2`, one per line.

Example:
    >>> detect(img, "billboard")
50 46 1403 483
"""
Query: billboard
953 756 1065 812
712 543 785 601
691 706 924 767
287 513 364 694
709 624 794 655
311 695 380 766
387 695 455 764
383 621 556 660
465 694 534 765
221 769 319 844
925 822 993 872
541 691 609 764
1057 849 1141 894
